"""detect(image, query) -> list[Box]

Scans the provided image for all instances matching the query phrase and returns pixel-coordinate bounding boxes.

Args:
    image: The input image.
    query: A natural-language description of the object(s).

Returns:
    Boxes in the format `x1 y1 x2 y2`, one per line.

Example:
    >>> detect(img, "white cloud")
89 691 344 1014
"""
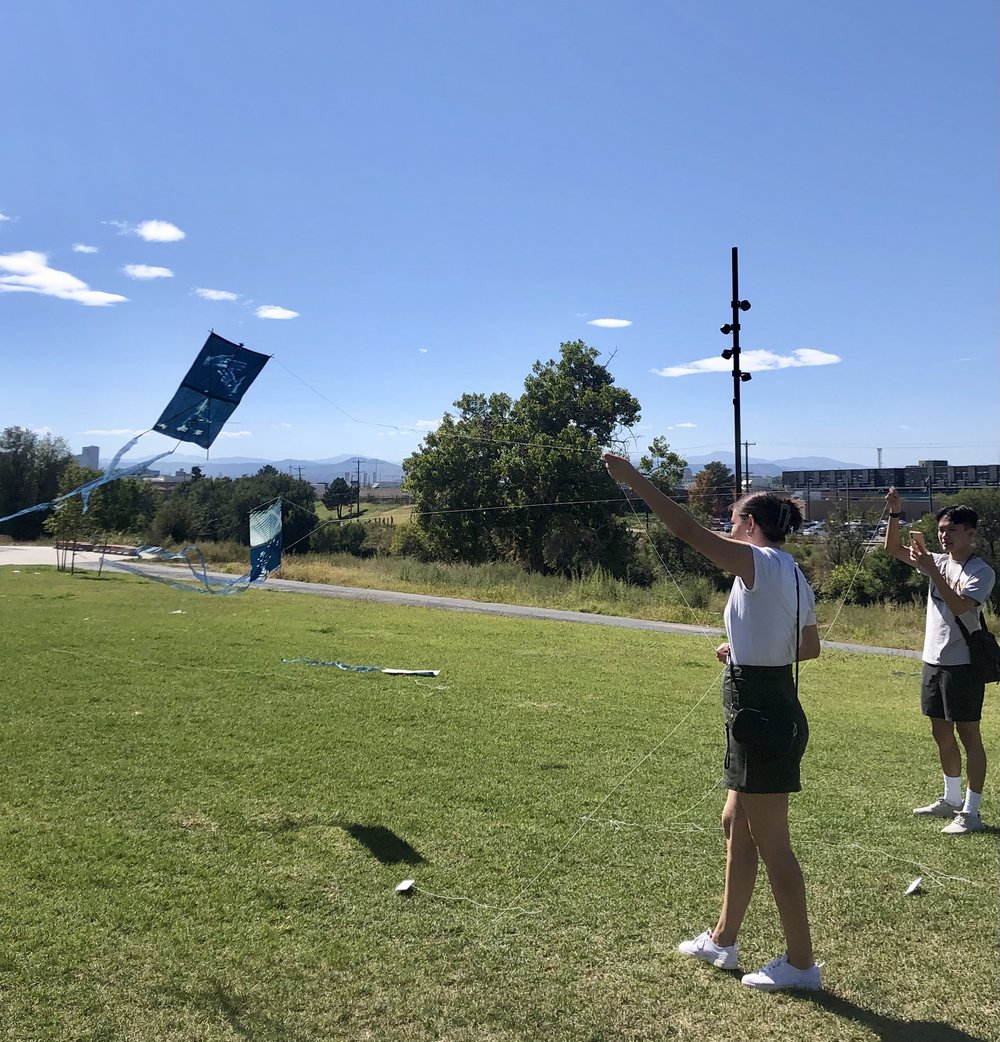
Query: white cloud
668 422 697 429
218 430 253 439
652 348 841 378
106 218 186 242
418 348 428 353
85 428 144 436
0 250 127 306
0 213 11 222
415 419 441 430
588 318 632 328
72 243 99 253
195 287 238 301
256 304 299 320
123 264 174 280
136 220 185 242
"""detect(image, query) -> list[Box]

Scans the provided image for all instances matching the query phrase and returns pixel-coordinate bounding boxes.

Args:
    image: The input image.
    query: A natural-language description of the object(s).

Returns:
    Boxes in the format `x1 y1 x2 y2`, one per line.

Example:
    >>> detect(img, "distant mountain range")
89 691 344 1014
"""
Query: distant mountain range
103 454 405 484
684 453 867 477
103 451 866 483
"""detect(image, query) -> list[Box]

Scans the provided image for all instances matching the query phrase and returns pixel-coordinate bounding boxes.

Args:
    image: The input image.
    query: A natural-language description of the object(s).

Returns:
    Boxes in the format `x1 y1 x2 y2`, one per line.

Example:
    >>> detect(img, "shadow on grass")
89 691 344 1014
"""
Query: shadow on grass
340 822 426 865
798 991 990 1042
170 980 313 1042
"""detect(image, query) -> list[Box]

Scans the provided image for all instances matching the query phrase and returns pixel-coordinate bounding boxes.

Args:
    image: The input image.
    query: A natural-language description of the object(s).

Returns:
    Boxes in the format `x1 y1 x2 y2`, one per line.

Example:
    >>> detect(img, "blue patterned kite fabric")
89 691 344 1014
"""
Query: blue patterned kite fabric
282 658 440 676
249 499 282 582
155 332 270 450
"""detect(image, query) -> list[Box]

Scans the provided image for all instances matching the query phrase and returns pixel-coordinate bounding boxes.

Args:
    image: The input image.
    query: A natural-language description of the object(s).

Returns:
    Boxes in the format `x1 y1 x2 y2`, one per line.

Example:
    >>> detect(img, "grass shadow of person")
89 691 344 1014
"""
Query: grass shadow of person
339 822 426 865
796 990 991 1042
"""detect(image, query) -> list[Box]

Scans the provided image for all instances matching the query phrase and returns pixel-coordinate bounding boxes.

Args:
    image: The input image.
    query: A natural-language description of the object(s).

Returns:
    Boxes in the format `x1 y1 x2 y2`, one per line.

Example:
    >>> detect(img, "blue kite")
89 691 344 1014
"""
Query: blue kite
154 332 270 449
0 332 270 528
116 498 284 594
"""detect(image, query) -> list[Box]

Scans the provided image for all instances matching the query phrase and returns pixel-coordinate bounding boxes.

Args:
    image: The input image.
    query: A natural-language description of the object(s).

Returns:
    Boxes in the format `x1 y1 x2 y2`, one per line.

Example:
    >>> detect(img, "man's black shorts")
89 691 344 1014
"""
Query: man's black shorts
921 663 986 722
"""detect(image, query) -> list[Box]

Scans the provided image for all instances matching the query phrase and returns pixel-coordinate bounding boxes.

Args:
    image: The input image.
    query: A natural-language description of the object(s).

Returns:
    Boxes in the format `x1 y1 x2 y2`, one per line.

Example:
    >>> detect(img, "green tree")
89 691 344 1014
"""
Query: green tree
687 461 735 518
322 477 355 519
0 426 73 540
44 464 157 543
150 466 318 551
638 436 687 494
403 392 514 564
403 341 643 577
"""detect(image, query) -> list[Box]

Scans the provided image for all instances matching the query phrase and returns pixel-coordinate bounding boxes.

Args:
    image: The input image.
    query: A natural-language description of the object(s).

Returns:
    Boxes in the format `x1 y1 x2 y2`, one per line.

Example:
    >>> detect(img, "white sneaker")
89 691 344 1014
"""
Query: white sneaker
677 930 738 970
913 797 962 818
741 953 822 992
941 811 985 835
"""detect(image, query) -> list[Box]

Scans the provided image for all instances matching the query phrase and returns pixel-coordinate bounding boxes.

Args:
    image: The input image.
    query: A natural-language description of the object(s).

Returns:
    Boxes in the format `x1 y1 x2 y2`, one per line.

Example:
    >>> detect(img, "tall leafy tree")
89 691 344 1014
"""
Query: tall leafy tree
403 392 514 564
150 465 318 551
688 461 735 518
0 426 73 540
638 436 687 493
403 341 642 576
322 477 356 519
44 464 158 542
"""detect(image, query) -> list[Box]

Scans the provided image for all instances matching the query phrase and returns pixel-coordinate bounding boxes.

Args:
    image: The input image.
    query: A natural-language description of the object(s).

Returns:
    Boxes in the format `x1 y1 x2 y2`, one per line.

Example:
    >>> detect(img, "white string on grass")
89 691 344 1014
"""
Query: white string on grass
846 843 986 890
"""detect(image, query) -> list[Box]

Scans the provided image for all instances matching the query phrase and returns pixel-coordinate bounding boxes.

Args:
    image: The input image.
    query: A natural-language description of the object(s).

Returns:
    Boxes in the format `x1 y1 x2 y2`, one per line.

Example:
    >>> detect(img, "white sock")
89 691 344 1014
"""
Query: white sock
962 789 982 816
944 775 962 805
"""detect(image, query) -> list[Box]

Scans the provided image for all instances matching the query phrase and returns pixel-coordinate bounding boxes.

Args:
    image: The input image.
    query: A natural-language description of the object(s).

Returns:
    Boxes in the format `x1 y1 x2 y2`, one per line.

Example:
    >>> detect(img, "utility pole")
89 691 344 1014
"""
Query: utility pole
742 440 756 493
720 247 752 501
356 458 361 517
804 474 811 521
876 447 883 470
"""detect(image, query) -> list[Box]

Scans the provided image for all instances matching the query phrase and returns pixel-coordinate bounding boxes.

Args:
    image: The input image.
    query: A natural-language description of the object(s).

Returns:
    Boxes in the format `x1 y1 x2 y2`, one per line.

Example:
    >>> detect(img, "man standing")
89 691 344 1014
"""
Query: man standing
884 488 995 834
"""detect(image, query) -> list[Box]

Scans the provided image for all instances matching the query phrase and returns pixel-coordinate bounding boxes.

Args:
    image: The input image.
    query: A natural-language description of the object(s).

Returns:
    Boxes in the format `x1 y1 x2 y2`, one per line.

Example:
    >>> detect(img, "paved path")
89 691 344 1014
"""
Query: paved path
0 544 921 659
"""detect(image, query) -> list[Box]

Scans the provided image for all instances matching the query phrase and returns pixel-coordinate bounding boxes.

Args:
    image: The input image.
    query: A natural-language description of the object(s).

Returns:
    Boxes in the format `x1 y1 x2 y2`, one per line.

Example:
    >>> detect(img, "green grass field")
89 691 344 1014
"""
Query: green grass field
0 566 996 1041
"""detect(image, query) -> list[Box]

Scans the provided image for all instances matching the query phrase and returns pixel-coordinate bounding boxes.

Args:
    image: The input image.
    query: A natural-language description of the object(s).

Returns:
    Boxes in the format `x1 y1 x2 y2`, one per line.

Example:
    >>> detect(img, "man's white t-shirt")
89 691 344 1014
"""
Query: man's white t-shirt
724 545 817 667
922 553 996 666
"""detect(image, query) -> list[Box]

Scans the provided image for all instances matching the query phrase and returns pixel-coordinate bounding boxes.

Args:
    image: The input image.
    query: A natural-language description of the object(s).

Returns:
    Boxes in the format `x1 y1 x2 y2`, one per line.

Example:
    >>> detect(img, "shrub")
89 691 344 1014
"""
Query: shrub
309 522 368 556
390 524 437 562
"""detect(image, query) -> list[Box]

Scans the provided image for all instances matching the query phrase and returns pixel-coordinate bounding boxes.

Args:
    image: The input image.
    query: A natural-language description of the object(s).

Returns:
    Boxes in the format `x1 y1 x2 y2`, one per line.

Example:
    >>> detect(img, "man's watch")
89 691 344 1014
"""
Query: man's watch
889 512 902 518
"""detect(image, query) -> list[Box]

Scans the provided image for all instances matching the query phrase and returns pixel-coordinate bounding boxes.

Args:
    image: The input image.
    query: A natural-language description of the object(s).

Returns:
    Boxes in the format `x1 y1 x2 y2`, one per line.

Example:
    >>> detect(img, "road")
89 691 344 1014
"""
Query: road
0 543 921 659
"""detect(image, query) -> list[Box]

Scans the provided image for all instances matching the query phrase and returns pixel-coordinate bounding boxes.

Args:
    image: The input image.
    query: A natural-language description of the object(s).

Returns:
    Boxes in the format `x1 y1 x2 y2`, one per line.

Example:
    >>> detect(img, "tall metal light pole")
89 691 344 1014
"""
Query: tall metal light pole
720 247 752 501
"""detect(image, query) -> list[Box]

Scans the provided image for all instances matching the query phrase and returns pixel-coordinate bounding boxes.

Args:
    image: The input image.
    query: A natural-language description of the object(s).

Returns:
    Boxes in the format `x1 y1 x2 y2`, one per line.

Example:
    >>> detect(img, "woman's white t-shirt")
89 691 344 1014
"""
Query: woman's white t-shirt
724 545 817 667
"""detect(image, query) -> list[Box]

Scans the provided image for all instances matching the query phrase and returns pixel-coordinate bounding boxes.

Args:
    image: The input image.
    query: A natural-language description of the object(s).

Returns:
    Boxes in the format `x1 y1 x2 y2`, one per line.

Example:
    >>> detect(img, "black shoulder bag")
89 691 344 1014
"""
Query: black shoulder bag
954 611 1000 685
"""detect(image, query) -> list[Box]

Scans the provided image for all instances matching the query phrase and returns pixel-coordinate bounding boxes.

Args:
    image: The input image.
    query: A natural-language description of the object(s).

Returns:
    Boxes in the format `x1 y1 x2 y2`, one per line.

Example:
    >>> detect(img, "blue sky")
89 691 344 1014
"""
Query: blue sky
1 1 997 470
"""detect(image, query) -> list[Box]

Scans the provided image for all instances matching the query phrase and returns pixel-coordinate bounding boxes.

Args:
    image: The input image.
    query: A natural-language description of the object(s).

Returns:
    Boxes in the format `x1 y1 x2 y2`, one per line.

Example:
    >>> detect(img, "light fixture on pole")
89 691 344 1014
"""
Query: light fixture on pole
720 247 752 500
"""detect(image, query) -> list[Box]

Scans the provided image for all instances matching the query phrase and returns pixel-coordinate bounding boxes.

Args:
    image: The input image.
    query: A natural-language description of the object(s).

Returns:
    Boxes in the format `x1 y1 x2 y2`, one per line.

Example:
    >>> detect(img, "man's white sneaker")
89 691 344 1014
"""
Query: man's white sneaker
677 930 738 970
913 798 962 818
741 953 822 992
941 811 985 835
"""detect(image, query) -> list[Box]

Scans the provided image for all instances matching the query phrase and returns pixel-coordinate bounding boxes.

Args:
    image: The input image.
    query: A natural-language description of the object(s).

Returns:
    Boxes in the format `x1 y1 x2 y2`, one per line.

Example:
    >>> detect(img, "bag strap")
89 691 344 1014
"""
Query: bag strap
951 554 990 645
794 567 801 697
954 610 989 644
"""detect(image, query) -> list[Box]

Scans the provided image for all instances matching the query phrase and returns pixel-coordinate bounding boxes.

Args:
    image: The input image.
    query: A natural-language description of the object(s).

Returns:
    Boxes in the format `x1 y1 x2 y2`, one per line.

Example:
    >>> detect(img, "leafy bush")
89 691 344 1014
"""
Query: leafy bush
821 551 923 605
390 524 437 562
309 521 368 556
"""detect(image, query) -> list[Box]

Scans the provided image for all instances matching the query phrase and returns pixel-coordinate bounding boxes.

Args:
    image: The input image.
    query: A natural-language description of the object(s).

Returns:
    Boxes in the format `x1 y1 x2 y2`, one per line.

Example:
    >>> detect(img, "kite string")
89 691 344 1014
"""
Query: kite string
272 356 626 457
489 488 894 923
